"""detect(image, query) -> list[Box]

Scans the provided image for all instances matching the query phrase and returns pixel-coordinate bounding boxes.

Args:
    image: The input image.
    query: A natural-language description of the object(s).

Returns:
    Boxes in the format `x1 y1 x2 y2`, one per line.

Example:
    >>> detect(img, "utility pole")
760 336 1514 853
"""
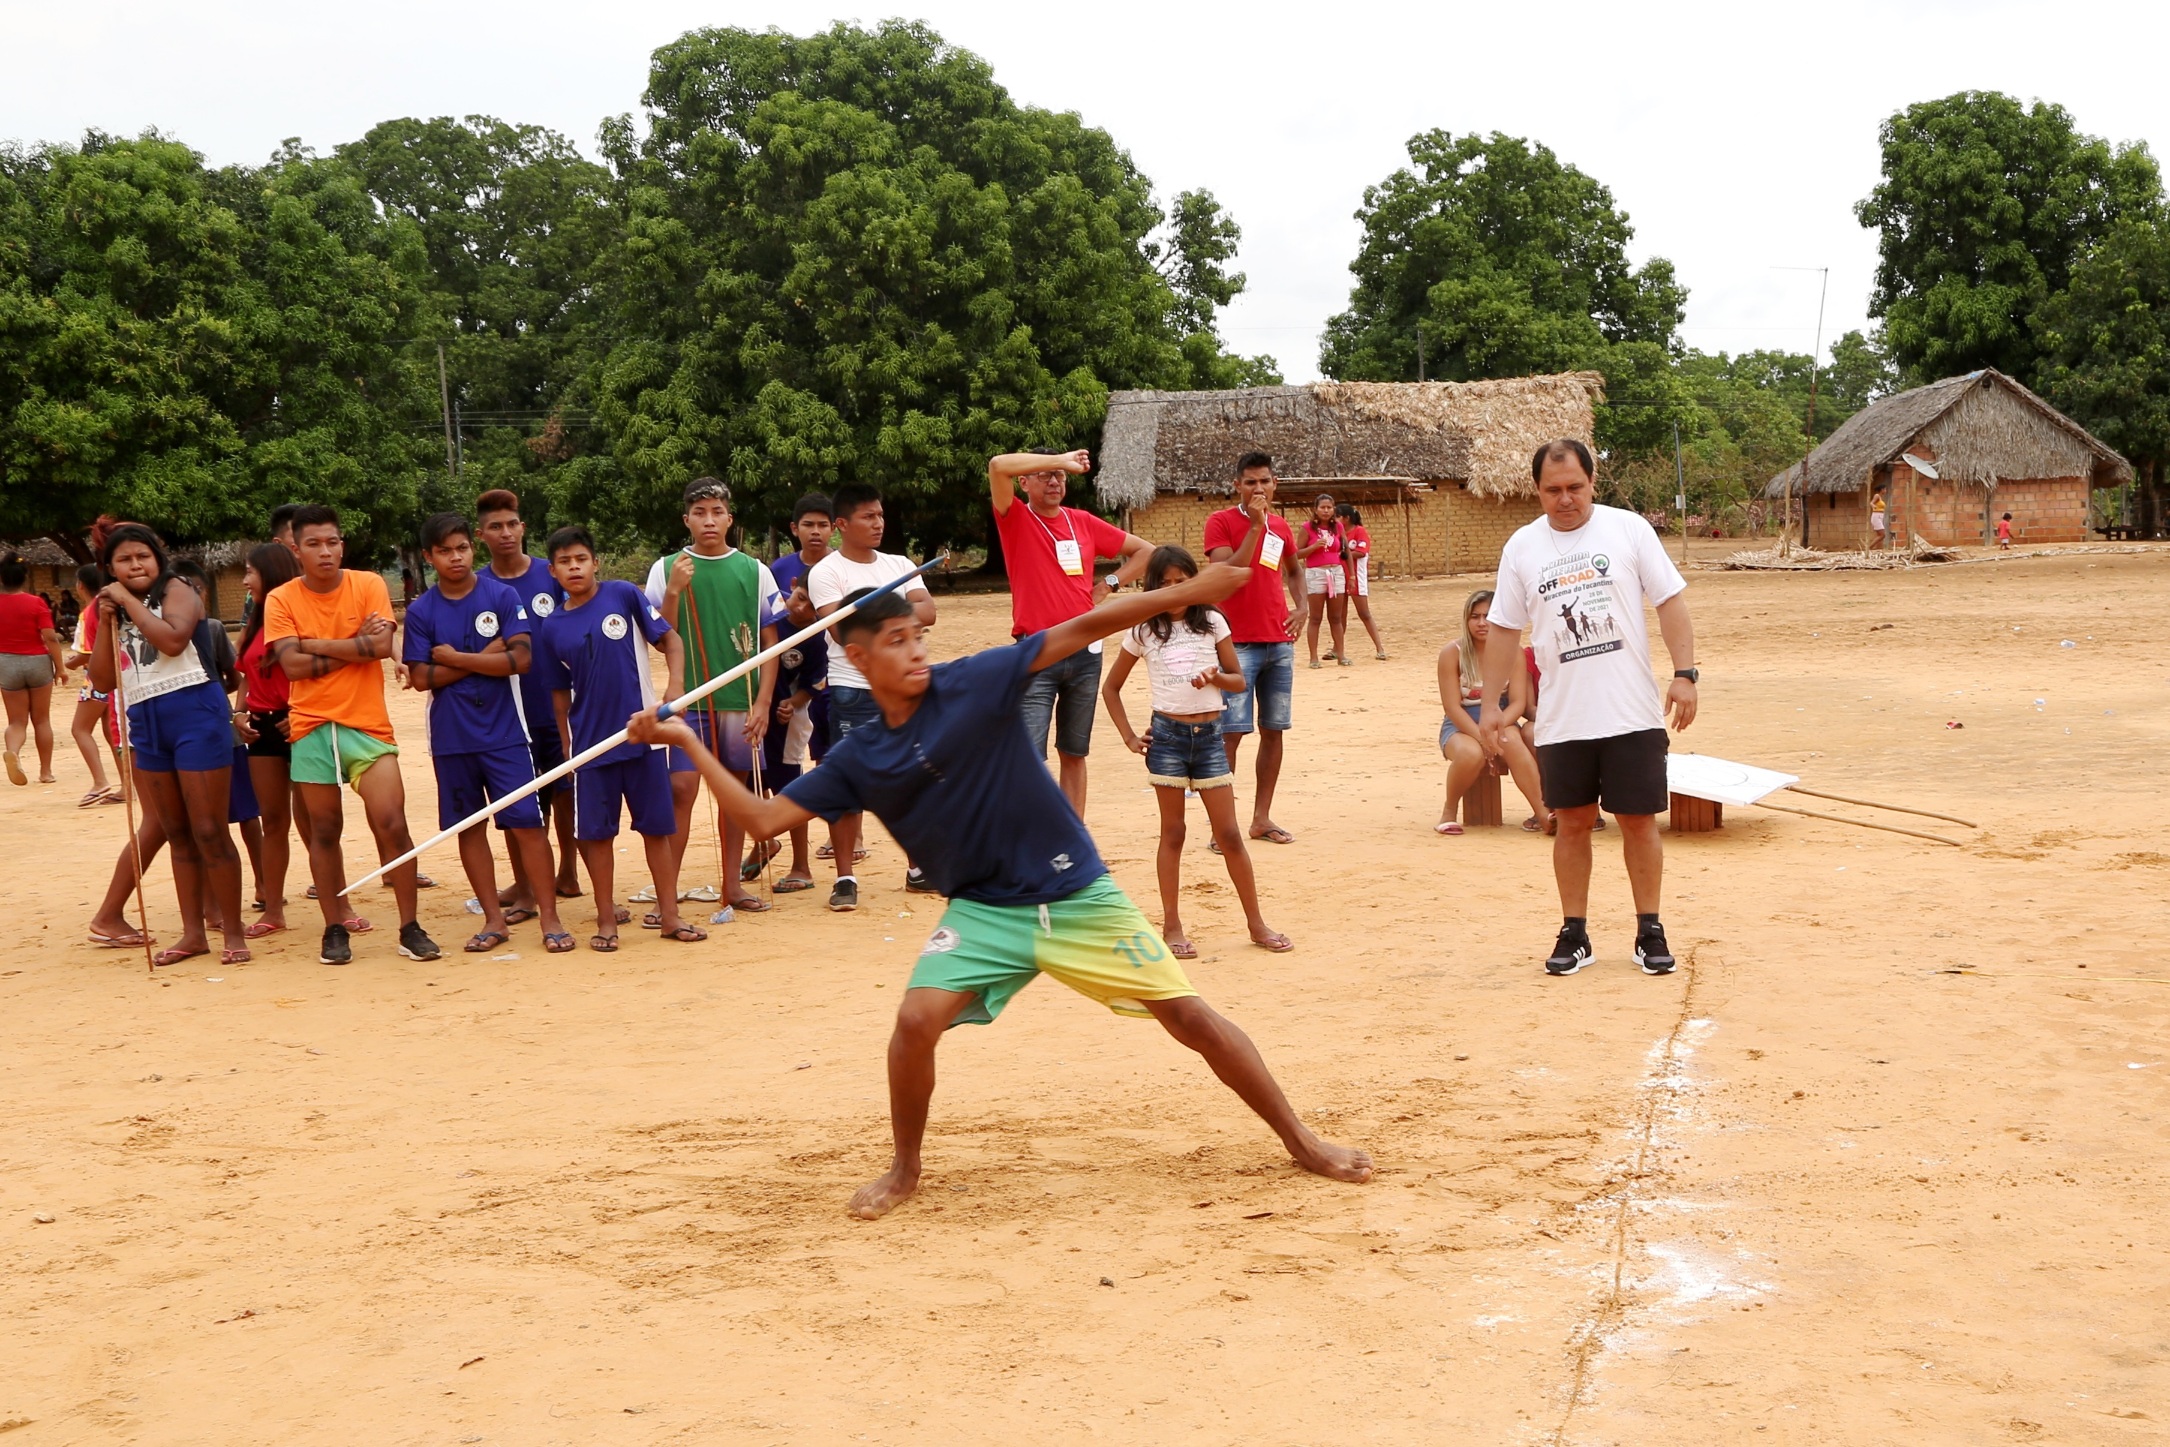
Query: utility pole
453 402 464 476
1416 324 1426 383
1673 421 1688 565
435 343 457 485
1773 266 1829 557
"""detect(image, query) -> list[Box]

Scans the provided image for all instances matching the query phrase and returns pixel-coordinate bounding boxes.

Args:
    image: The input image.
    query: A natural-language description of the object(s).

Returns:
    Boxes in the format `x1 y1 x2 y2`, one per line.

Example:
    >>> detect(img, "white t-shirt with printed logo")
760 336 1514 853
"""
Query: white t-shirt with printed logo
1488 504 1686 748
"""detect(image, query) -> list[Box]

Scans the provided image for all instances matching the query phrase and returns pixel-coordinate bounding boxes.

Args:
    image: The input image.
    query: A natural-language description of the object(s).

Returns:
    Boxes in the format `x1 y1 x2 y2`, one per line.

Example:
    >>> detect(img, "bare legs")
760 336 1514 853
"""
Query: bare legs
1153 784 1283 954
503 788 579 911
70 696 113 795
848 986 1372 1220
1326 593 1349 663
247 754 291 929
1304 592 1328 665
296 759 419 931
1222 728 1288 842
1440 733 1487 827
1350 592 1385 658
3 682 57 781
1552 805 1662 916
139 766 247 961
579 830 681 948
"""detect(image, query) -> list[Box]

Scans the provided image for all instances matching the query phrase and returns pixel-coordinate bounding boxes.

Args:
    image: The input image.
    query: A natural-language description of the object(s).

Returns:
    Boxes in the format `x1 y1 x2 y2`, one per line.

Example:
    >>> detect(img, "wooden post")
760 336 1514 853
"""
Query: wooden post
1461 772 1503 826
1669 793 1722 832
1400 487 1414 578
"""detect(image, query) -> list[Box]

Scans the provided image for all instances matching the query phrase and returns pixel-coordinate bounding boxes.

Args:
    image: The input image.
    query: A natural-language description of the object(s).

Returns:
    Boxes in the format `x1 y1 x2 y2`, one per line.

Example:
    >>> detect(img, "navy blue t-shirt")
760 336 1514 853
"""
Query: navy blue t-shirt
767 551 828 686
488 555 566 737
532 579 672 766
403 575 531 756
782 635 1105 906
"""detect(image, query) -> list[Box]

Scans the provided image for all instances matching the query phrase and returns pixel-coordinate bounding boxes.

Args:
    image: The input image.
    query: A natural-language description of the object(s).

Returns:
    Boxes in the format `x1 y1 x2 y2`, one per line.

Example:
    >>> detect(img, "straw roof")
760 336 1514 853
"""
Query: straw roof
1099 373 1605 511
1765 369 2131 498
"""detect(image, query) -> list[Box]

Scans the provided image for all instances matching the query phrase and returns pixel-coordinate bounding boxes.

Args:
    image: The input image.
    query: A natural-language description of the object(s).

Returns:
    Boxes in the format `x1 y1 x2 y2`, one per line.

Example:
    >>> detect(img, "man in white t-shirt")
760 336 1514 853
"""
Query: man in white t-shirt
1480 439 1698 979
806 481 938 912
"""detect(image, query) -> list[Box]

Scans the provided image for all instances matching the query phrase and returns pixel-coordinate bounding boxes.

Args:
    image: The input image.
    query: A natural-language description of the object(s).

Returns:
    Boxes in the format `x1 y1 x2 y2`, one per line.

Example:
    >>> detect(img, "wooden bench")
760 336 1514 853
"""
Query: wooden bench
2096 525 2147 541
1669 793 1723 832
1460 770 1503 826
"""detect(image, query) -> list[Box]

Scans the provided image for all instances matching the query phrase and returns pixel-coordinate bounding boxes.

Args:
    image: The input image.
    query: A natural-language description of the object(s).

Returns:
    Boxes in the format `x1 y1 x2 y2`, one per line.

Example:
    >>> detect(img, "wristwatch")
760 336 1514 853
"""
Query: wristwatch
1674 668 1699 684
1103 573 1122 591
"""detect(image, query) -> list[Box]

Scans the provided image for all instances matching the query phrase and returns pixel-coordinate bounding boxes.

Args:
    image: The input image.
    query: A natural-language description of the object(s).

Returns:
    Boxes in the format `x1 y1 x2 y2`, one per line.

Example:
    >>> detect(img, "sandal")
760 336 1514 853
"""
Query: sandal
1337 656 1352 667
641 910 663 930
773 874 816 893
152 946 206 968
465 929 511 953
543 931 577 954
727 895 771 914
3 750 25 786
78 788 114 808
1166 937 1198 960
501 906 539 927
89 929 152 949
1307 658 1322 669
589 933 619 953
659 923 708 943
342 916 374 934
1435 821 1464 835
244 920 287 939
1250 931 1294 953
1520 816 1546 834
739 839 782 880
1250 826 1295 846
219 948 251 965
613 905 632 925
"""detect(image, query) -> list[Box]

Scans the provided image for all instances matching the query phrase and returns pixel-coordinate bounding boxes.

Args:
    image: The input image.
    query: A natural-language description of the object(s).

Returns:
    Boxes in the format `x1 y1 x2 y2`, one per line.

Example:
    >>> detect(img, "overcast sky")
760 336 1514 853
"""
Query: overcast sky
9 1 2169 382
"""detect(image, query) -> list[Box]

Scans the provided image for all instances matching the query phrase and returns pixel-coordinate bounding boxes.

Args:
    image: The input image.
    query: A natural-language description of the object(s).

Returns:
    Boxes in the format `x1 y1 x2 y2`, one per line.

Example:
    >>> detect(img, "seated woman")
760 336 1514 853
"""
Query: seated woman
1434 588 1547 836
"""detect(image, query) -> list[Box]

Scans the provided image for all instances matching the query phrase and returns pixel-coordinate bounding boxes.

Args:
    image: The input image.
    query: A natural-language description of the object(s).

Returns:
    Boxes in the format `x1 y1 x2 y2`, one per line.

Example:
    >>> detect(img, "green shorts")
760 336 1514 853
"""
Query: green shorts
290 722 399 788
908 874 1197 1026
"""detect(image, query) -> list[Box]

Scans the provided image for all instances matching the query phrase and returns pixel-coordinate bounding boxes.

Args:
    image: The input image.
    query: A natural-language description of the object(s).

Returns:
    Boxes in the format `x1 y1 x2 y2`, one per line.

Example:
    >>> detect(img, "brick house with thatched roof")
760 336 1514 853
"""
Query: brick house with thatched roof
1764 369 2131 548
1097 374 1605 576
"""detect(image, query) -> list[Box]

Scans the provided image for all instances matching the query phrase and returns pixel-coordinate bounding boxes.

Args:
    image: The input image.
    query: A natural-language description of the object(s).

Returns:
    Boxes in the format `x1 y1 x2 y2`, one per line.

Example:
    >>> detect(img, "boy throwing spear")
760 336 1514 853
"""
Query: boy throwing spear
629 504 1372 1218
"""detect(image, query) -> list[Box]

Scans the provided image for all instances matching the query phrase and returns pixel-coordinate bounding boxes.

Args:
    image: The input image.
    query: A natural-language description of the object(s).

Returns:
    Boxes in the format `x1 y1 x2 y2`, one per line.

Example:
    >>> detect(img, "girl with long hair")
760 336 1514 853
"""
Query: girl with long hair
1298 493 1349 668
1335 502 1386 660
235 542 303 935
87 524 250 966
1434 588 1548 836
1101 545 1290 957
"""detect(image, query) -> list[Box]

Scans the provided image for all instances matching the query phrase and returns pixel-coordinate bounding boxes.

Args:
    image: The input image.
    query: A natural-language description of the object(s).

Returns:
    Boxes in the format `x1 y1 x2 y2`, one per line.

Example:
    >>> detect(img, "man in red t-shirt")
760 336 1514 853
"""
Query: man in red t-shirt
1202 451 1306 846
990 448 1153 817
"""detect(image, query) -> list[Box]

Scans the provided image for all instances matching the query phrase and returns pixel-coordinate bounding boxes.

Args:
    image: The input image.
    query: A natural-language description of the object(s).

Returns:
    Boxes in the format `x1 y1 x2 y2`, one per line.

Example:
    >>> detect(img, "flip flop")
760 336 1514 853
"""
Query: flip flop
614 905 632 925
543 931 577 954
658 923 708 943
589 933 619 953
219 948 251 965
243 920 286 939
152 946 206 968
680 884 723 903
342 917 375 934
1166 937 1198 960
501 906 539 926
739 839 782 880
78 788 113 808
556 882 585 899
465 929 511 953
641 911 663 930
89 929 151 949
1250 931 1294 953
3 751 25 786
1250 827 1295 845
772 875 816 893
1435 821 1464 835
1520 816 1546 833
727 895 771 914
628 885 658 903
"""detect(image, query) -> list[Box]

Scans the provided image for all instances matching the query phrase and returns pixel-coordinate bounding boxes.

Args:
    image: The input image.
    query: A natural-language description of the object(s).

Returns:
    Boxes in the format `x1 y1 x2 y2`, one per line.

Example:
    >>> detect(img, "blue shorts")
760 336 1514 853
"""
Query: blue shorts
828 684 880 747
669 706 754 775
1440 703 1482 752
127 681 234 774
1222 641 1294 736
529 728 566 809
1144 713 1232 789
573 749 674 841
1019 646 1102 757
435 745 545 832
227 742 260 823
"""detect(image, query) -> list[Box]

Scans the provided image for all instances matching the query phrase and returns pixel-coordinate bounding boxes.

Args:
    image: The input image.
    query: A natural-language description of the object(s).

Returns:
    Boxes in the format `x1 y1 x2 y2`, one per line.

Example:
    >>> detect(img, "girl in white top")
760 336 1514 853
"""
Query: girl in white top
1100 545 1289 958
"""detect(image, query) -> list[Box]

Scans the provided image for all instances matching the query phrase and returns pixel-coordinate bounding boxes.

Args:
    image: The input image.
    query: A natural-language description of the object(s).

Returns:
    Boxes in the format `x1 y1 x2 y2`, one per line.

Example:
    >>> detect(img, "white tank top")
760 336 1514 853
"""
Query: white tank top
118 584 212 703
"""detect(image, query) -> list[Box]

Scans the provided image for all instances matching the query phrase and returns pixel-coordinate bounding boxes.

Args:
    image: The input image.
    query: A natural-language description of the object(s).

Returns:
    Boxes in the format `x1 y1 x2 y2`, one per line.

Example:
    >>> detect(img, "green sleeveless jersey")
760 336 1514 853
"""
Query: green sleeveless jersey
664 549 762 713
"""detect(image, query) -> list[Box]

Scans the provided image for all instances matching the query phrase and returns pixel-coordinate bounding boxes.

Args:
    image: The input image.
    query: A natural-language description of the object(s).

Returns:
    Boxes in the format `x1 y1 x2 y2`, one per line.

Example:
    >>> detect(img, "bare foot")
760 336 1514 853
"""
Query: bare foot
1291 1137 1374 1183
847 1163 921 1219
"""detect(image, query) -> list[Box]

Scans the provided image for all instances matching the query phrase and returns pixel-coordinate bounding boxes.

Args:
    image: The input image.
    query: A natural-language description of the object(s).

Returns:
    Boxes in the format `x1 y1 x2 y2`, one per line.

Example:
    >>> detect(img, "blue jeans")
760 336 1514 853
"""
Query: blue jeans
828 685 880 746
1144 713 1233 789
1019 645 1101 757
1222 641 1294 736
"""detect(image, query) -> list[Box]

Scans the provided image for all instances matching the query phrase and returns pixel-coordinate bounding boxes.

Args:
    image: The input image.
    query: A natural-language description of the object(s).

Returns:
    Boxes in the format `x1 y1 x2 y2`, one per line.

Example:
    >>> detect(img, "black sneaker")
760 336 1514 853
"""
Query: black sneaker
319 924 352 966
1634 925 1677 976
828 879 859 913
1544 925 1595 976
904 867 938 894
398 921 442 961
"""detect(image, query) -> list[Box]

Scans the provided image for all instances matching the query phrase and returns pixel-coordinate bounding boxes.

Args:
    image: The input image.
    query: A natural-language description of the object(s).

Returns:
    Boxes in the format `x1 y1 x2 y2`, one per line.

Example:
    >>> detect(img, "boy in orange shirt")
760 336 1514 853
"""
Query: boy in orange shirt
264 505 440 966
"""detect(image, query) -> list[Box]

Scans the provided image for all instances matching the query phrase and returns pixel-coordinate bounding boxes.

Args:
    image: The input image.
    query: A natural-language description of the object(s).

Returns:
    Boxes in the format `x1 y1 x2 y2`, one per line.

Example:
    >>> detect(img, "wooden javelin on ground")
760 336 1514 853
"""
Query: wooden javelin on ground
344 554 946 894
1665 753 1977 848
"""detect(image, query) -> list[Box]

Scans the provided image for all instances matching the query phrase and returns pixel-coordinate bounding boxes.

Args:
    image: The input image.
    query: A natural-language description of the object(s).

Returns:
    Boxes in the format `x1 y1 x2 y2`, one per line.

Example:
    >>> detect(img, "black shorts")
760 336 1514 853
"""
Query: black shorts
245 708 291 761
530 729 567 809
1536 728 1669 815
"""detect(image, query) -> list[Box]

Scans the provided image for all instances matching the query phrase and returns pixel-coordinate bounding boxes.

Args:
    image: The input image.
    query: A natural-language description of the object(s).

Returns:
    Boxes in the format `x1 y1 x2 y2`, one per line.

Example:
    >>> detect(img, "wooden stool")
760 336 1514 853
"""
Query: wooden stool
1461 771 1503 826
1669 792 1722 832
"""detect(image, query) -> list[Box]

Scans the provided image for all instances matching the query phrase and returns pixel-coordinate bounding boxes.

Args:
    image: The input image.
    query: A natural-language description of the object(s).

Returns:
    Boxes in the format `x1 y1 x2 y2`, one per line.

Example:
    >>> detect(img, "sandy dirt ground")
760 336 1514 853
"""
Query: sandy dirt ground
4 548 2167 1445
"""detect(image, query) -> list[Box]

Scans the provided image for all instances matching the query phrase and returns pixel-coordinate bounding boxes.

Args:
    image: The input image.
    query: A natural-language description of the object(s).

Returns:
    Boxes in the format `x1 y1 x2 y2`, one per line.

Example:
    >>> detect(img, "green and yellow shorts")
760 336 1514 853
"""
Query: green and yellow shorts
908 874 1197 1026
290 722 399 788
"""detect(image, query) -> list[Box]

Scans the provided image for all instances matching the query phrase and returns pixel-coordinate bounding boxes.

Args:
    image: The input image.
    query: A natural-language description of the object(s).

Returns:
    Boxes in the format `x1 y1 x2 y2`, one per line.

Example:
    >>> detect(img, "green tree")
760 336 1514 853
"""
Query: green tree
1857 91 2161 386
580 21 1272 552
2033 218 2170 532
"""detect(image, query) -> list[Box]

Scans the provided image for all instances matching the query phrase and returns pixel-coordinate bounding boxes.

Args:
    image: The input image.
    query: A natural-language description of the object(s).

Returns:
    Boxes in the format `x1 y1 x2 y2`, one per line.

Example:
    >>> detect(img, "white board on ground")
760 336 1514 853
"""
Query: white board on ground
1666 753 1800 808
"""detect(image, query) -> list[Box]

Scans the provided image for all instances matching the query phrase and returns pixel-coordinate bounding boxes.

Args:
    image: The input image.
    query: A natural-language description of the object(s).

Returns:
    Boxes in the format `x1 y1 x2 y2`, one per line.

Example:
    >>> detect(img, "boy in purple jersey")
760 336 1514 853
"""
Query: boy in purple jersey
404 513 573 955
761 493 834 891
476 487 581 908
534 526 700 951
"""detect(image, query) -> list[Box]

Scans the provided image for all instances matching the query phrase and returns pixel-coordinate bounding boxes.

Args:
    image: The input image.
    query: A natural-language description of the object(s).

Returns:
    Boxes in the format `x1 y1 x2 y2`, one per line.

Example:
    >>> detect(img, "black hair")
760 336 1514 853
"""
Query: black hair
0 551 24 591
75 563 104 593
1335 502 1364 527
238 542 299 668
833 586 915 645
290 503 341 537
172 557 210 586
1235 450 1273 476
2002 511 2013 520
269 502 304 536
1140 545 1219 645
682 477 732 510
829 482 883 520
792 493 834 525
420 512 472 552
96 523 174 600
476 487 521 518
544 525 596 560
1532 438 1595 483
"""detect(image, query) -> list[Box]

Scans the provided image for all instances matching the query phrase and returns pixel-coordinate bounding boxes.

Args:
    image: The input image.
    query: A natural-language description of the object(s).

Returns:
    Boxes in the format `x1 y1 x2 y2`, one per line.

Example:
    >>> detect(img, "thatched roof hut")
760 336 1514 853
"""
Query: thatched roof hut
1098 374 1606 509
1765 370 2130 499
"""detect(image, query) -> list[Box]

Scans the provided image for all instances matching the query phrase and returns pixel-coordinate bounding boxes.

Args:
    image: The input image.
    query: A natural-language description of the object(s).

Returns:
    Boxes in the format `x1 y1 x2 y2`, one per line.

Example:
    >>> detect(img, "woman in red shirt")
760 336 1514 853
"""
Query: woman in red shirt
1336 503 1387 660
1298 493 1349 669
0 550 65 786
234 543 302 935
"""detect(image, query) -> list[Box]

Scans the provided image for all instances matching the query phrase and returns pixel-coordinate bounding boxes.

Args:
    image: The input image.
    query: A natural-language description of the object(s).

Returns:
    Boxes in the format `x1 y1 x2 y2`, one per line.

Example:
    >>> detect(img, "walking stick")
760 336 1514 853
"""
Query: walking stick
345 555 945 893
107 631 157 975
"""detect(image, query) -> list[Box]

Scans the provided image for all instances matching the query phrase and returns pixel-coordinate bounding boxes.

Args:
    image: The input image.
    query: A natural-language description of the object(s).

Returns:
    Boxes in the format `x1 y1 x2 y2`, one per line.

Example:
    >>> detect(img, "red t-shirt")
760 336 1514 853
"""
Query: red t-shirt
1200 508 1297 644
0 592 54 655
1342 525 1371 581
238 627 290 712
995 501 1130 636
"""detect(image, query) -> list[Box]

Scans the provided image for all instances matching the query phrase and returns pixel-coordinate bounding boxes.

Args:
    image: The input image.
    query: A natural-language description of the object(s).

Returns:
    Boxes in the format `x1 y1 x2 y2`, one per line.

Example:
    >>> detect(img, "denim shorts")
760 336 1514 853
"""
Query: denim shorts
1439 703 1481 752
1019 645 1101 757
1145 713 1232 789
828 684 881 747
1222 640 1294 735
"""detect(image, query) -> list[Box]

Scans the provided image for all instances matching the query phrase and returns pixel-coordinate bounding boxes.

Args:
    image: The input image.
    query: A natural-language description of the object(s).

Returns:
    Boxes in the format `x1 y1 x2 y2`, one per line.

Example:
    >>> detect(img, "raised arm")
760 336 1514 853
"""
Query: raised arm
988 448 1090 518
1034 513 1262 674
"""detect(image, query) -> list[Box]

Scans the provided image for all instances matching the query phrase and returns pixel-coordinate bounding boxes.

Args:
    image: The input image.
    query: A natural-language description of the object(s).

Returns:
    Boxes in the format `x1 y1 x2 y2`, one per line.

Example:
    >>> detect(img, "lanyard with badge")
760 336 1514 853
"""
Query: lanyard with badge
1030 506 1085 576
1258 519 1285 569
